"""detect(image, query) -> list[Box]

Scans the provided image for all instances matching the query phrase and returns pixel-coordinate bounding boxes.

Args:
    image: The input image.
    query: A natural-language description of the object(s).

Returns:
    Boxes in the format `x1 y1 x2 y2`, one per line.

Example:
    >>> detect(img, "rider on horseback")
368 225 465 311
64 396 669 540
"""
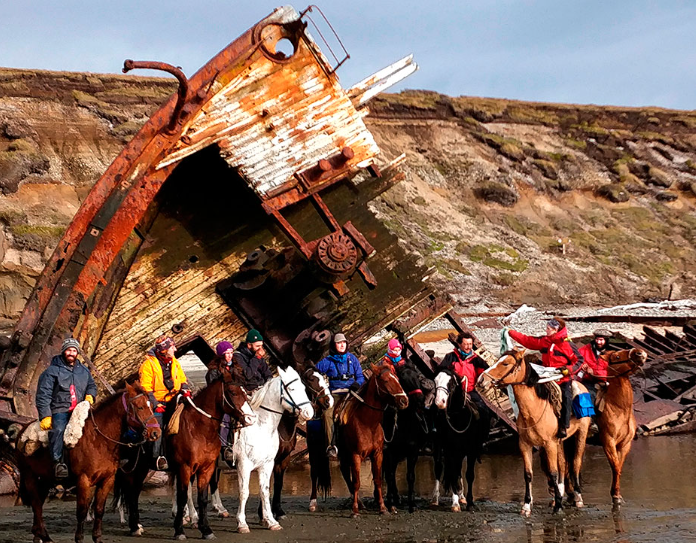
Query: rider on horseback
508 317 584 438
316 332 364 458
35 338 97 479
207 341 235 461
440 332 488 417
233 329 272 393
140 335 190 471
577 329 611 384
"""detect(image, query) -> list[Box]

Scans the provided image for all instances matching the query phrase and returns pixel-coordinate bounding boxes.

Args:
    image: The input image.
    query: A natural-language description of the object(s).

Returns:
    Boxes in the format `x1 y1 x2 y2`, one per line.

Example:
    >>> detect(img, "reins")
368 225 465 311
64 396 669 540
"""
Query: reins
91 392 156 448
437 375 473 435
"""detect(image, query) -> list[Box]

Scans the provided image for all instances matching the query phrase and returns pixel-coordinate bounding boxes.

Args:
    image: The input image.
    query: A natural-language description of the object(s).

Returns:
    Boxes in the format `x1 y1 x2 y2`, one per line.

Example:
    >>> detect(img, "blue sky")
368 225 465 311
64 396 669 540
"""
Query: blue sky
3 1 695 110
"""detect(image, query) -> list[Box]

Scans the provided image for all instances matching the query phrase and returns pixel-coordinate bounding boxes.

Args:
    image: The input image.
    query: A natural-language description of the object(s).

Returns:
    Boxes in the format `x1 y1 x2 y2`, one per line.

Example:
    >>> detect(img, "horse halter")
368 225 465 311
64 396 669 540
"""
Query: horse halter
487 354 526 387
279 376 312 416
374 365 407 403
301 367 331 405
220 379 249 420
122 392 159 435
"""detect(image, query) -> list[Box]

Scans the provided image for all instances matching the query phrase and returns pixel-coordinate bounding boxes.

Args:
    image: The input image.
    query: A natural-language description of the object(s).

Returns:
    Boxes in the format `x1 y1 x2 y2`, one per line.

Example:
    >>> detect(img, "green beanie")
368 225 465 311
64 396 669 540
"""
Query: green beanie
246 329 263 343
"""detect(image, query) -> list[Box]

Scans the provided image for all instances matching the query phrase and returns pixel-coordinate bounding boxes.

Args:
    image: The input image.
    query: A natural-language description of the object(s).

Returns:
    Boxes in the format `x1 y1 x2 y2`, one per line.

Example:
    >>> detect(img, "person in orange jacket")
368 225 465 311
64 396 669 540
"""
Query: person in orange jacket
508 317 584 438
139 335 190 470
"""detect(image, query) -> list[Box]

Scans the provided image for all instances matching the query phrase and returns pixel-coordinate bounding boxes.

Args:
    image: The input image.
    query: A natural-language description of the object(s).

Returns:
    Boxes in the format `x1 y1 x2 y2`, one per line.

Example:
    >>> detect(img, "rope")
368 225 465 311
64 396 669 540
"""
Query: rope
89 409 147 448
383 410 398 444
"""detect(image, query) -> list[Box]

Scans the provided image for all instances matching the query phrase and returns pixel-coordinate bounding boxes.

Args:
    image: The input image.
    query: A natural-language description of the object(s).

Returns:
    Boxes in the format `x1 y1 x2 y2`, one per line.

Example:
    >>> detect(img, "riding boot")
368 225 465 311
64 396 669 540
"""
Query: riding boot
558 381 572 438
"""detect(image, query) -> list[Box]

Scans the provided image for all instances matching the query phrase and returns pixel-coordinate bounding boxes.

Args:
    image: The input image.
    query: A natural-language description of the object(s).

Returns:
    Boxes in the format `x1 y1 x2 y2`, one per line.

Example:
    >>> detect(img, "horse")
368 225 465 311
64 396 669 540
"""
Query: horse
15 382 160 543
430 368 491 512
482 349 590 516
263 364 333 520
595 347 647 506
114 370 255 540
234 365 314 533
383 363 431 513
331 363 408 517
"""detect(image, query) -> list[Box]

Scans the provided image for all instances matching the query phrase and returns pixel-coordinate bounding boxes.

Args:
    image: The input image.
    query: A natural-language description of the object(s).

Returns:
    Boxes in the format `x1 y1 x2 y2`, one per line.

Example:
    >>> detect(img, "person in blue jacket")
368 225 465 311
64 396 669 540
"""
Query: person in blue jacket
316 332 365 457
35 338 97 479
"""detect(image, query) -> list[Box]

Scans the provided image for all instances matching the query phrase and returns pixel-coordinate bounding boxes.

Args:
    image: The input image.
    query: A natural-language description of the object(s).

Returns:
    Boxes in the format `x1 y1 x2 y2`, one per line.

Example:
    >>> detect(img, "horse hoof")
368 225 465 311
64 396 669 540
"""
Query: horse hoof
351 513 360 519
237 526 250 534
451 504 461 513
430 499 439 508
203 533 216 540
130 528 144 537
613 496 625 505
459 496 467 505
268 524 283 531
520 504 532 517
380 508 389 516
308 499 317 512
217 511 229 519
409 506 416 514
575 500 584 508
466 503 477 512
389 506 397 514
553 507 564 516
174 535 186 541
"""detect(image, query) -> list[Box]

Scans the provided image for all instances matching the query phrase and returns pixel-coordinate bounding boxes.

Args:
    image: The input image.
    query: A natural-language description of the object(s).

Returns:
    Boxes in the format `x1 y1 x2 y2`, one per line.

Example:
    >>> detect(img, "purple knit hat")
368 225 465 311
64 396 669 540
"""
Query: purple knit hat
216 341 234 357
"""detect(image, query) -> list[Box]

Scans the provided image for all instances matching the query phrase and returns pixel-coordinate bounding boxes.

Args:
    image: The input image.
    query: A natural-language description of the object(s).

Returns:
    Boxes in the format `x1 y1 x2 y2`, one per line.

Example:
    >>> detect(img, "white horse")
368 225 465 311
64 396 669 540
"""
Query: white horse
235 366 314 533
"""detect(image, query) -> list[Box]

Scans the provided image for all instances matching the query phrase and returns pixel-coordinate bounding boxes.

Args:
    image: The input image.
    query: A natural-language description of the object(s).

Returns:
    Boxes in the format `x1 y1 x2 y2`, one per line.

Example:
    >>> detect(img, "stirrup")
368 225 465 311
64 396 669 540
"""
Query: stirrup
223 447 235 463
54 462 69 479
326 445 338 458
155 456 169 471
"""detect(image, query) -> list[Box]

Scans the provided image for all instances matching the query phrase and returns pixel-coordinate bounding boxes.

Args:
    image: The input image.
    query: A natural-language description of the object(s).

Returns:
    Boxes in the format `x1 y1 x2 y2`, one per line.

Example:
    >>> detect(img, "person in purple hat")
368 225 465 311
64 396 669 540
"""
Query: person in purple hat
206 340 236 461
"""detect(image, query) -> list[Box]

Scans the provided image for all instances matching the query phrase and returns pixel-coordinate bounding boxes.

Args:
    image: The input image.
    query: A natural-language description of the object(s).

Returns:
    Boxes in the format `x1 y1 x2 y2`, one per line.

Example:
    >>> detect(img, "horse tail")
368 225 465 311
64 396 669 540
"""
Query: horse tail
306 421 331 497
111 468 129 515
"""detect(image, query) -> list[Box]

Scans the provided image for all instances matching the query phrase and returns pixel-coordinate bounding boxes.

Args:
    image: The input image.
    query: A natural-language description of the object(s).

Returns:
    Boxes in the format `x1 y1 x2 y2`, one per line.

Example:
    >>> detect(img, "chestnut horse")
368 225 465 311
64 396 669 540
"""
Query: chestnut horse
596 347 647 505
16 382 160 543
335 363 408 517
114 371 254 540
483 349 590 516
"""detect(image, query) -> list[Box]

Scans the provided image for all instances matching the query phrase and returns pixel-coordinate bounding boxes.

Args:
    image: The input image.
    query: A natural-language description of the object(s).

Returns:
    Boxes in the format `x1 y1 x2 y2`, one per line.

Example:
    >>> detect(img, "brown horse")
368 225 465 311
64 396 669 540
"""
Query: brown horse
16 382 160 543
595 348 647 506
483 349 590 516
114 370 254 540
336 363 408 517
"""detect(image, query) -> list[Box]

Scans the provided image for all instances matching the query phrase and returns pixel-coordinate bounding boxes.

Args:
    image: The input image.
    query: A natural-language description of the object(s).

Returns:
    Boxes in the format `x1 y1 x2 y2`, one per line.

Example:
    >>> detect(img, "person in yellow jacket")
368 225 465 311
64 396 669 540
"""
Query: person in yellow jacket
139 335 190 470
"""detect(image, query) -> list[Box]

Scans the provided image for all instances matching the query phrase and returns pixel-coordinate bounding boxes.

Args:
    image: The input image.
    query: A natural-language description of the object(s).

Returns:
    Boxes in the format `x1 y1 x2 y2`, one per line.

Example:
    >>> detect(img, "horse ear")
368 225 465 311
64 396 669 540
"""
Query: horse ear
370 363 379 373
125 381 134 395
277 366 286 378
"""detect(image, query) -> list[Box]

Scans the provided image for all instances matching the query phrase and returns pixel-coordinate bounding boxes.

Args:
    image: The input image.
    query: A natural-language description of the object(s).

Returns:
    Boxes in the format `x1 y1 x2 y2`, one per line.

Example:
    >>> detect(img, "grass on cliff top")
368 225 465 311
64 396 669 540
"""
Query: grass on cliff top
466 243 528 272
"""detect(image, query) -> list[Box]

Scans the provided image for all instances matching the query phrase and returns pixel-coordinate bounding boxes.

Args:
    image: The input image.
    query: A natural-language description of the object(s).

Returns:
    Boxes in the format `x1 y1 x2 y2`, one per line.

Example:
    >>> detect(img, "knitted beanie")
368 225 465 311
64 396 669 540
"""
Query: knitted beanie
246 329 263 343
61 338 81 354
216 341 234 356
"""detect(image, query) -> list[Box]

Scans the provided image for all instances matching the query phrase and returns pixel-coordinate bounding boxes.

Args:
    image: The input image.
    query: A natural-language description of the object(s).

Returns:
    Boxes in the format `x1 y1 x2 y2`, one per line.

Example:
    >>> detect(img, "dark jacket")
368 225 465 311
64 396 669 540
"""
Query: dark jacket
36 355 98 419
508 327 583 383
233 344 273 391
205 356 231 386
316 352 365 391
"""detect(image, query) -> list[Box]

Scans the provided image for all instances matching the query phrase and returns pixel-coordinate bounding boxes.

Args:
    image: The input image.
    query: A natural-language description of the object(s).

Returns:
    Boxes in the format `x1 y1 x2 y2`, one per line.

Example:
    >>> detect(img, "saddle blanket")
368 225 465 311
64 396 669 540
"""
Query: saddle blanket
18 401 91 456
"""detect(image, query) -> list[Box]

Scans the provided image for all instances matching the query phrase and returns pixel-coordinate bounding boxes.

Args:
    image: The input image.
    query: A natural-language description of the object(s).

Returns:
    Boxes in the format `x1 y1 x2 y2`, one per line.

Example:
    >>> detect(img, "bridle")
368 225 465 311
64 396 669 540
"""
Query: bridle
350 365 407 411
301 367 332 406
259 374 312 416
486 354 527 387
91 391 159 448
435 372 473 434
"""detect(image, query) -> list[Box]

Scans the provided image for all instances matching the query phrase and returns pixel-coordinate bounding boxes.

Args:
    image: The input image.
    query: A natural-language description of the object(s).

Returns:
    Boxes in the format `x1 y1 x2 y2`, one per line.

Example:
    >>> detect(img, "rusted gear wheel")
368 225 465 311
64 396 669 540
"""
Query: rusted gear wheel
315 232 359 277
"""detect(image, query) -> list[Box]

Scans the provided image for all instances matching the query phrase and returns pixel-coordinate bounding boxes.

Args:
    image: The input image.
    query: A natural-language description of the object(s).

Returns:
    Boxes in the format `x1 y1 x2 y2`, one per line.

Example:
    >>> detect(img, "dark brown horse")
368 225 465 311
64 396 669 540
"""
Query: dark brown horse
596 348 647 505
114 370 254 540
16 382 160 543
336 363 408 517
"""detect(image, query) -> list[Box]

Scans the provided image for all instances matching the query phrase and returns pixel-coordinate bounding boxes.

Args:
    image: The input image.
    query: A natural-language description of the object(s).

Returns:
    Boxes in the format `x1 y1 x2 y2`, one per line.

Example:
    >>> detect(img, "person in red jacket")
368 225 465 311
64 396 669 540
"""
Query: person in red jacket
577 329 611 383
508 317 584 438
441 332 488 414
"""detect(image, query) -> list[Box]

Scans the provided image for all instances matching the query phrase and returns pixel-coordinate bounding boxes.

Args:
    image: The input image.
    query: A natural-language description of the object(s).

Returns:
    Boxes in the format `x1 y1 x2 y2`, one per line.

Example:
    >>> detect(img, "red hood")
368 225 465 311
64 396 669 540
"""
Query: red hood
548 327 568 344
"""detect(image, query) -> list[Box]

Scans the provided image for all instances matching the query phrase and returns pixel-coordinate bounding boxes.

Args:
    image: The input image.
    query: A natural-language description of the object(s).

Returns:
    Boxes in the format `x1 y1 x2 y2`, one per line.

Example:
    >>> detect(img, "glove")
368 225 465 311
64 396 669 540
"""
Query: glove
155 404 166 413
85 395 94 405
181 389 192 398
560 367 570 377
40 416 52 431
349 382 361 392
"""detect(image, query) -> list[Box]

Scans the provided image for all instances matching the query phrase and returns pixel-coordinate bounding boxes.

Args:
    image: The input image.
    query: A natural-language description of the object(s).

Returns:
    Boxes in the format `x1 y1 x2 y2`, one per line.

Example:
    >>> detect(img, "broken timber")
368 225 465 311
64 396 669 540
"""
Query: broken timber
0 5 430 431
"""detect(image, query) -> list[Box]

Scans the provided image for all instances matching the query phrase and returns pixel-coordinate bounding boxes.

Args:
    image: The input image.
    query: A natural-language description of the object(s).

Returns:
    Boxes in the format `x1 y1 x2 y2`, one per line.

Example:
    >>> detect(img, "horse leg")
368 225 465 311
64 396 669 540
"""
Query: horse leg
91 475 114 543
349 454 362 518
465 455 477 511
371 449 388 515
271 461 288 519
544 440 564 515
174 468 192 539
24 472 52 543
259 462 282 530
520 441 534 517
75 475 93 543
571 431 587 508
407 452 417 513
196 464 217 539
610 432 633 505
431 445 443 507
309 460 319 512
210 468 228 518
236 462 252 534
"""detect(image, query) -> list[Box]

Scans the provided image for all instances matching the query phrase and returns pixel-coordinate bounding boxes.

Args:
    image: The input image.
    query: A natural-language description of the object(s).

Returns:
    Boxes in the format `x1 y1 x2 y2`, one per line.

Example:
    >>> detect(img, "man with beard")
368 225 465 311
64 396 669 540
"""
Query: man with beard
233 329 273 393
36 338 97 479
140 335 190 470
440 332 489 416
578 329 612 385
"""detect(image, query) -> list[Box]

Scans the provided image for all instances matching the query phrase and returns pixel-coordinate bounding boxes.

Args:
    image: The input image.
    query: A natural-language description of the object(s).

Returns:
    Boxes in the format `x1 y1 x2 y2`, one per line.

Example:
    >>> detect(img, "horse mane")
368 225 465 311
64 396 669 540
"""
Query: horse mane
396 364 422 394
249 375 277 411
516 354 555 403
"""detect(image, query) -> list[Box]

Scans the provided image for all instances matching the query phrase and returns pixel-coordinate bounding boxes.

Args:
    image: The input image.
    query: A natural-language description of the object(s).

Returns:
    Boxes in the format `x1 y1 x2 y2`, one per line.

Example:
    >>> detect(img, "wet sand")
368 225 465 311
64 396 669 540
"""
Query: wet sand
2 435 696 542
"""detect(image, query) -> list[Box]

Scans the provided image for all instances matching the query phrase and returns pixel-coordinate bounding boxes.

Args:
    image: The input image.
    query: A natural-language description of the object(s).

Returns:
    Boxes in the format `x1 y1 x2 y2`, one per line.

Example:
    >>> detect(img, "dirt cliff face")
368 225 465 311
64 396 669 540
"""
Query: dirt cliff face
0 70 694 333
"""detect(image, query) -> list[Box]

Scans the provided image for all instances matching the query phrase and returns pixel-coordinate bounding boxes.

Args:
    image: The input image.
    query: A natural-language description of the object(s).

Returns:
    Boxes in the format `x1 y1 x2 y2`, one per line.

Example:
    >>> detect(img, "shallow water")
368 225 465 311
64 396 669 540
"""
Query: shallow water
3 435 696 542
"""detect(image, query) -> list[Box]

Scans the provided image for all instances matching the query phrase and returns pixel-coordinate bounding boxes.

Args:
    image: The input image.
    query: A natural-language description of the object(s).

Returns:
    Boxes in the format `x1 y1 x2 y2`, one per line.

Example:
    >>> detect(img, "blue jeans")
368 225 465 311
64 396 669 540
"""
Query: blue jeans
49 411 71 463
152 412 164 459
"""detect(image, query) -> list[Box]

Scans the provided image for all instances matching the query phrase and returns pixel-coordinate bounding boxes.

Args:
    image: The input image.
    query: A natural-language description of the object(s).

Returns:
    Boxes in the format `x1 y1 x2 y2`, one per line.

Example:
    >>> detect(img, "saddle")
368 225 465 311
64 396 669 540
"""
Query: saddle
537 381 563 418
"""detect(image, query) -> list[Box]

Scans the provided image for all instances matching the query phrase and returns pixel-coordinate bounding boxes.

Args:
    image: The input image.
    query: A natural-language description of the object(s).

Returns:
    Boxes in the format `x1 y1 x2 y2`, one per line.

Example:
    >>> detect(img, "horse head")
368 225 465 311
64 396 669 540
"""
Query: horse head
433 368 459 410
482 348 529 387
605 348 647 377
222 371 257 427
278 366 315 422
396 365 426 411
125 381 161 442
301 365 334 411
370 364 408 410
